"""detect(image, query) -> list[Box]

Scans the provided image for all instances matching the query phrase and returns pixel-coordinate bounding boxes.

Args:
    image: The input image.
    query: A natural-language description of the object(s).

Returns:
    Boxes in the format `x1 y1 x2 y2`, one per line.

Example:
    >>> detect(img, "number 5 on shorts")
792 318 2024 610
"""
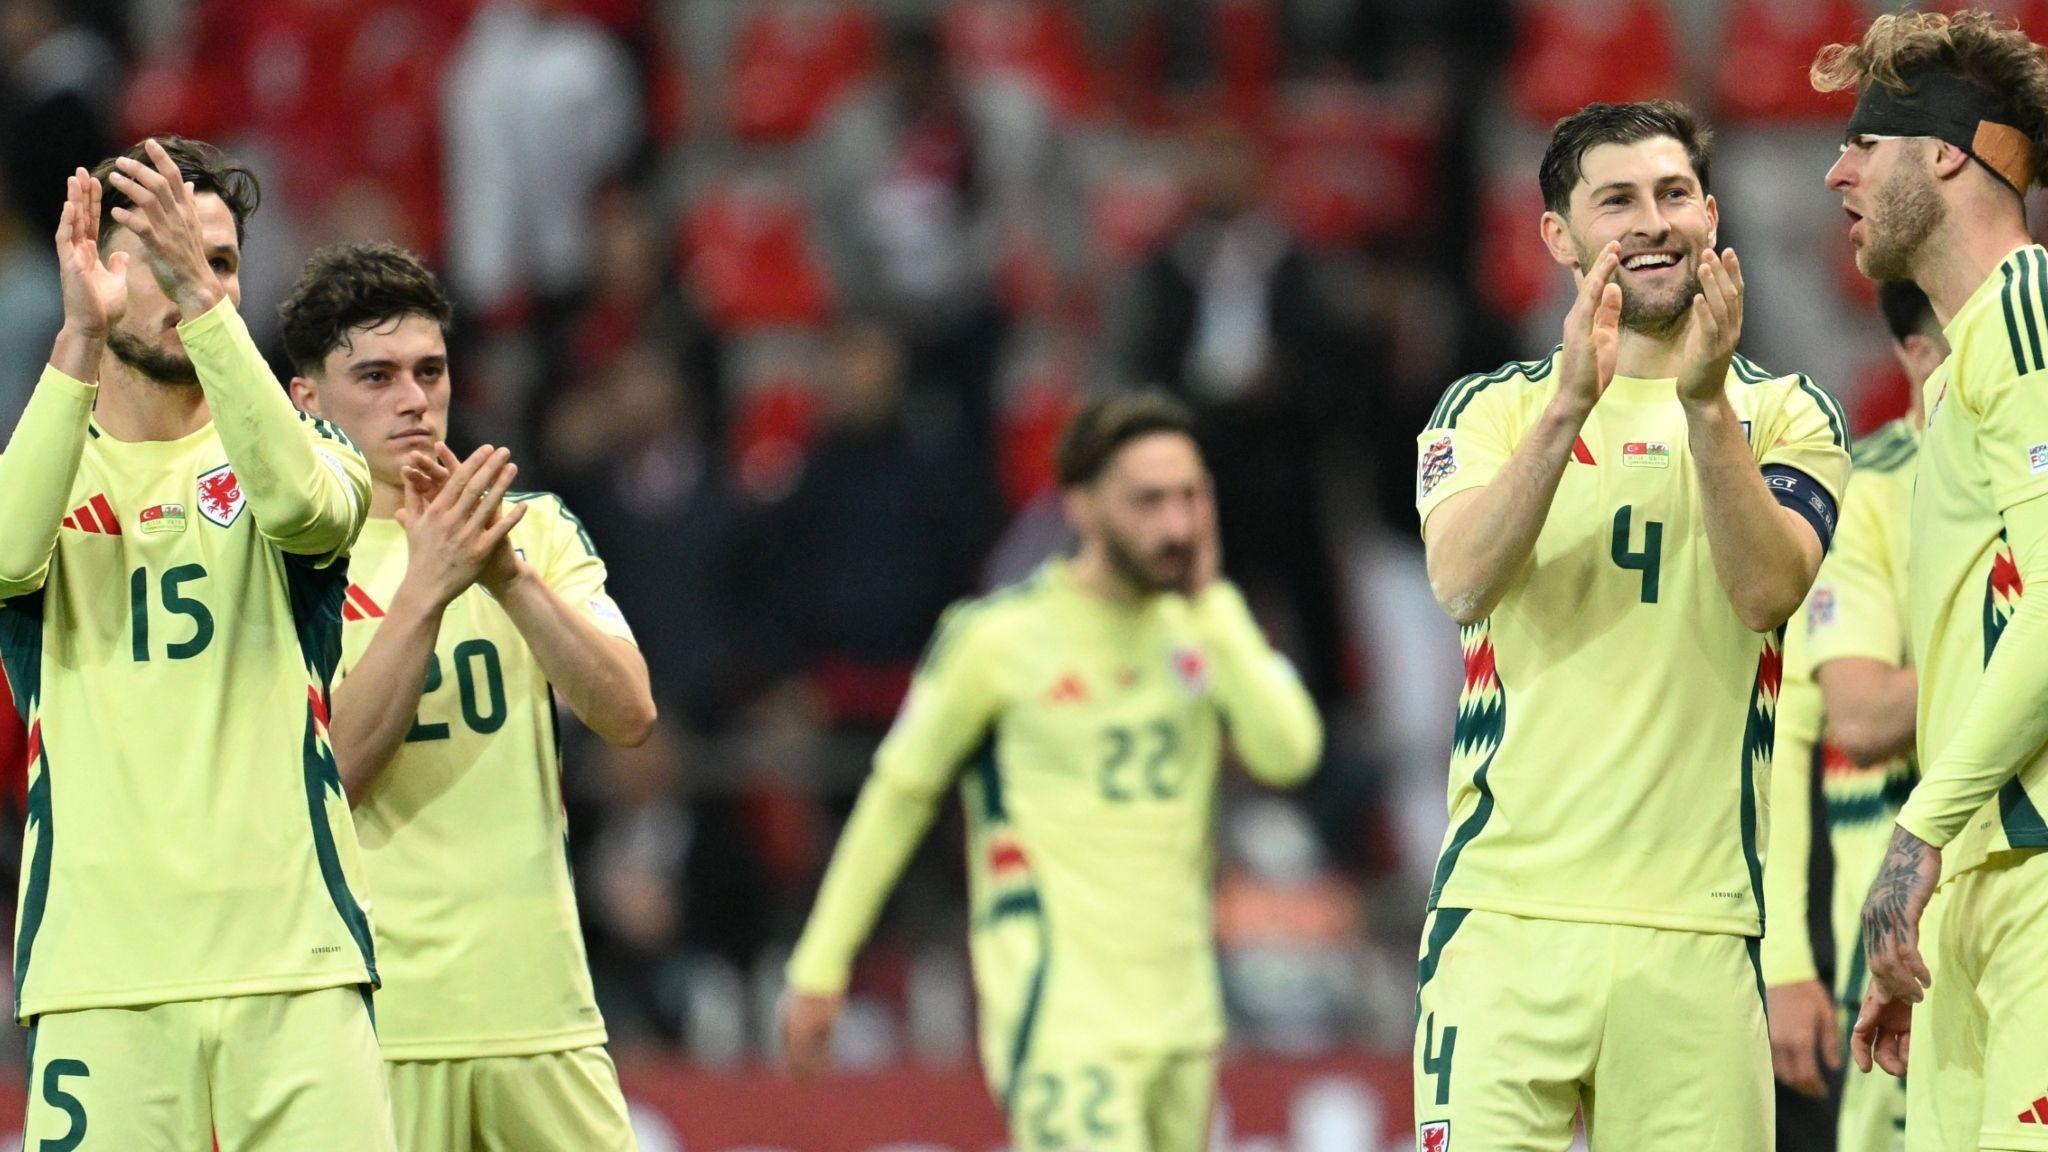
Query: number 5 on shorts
40 1058 89 1152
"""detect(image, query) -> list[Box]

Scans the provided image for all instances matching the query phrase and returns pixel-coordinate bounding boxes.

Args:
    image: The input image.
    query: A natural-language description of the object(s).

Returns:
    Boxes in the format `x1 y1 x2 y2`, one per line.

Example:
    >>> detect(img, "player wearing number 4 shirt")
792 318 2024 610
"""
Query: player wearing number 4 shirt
781 393 1322 1152
0 140 393 1151
283 243 658 1152
1412 101 1849 1151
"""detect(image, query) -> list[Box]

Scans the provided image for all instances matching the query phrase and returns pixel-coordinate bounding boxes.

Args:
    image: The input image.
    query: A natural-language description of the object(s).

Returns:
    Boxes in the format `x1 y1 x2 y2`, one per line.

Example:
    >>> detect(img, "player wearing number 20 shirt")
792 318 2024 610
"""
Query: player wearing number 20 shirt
1411 100 1850 1150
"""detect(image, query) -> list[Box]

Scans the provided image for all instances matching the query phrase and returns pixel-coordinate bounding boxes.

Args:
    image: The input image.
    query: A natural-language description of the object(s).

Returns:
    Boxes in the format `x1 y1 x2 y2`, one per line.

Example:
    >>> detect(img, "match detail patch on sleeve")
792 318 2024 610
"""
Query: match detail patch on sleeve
2029 442 2048 474
1419 434 1459 501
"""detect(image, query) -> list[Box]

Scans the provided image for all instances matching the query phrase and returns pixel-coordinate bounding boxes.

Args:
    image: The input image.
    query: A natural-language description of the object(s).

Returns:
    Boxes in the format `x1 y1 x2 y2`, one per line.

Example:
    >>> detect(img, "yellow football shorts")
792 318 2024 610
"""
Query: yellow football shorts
21 983 393 1151
994 1047 1216 1152
385 1045 637 1152
1908 848 2048 1152
1412 907 1771 1151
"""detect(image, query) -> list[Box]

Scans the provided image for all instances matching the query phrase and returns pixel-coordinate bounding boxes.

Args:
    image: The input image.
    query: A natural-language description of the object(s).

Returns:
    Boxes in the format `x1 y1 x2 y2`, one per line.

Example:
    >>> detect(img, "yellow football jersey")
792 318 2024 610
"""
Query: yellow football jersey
788 561 1322 1068
1415 351 1852 937
0 301 376 1020
340 493 633 1060
1805 419 1919 1006
1897 246 2048 879
1761 595 1824 987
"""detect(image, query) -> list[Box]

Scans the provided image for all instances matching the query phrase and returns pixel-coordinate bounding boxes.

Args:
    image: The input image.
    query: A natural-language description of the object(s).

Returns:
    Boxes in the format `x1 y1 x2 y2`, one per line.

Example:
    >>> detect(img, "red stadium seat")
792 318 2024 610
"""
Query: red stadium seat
1477 178 1557 324
1088 161 1187 268
1214 0 1282 123
942 0 1100 123
1270 81 1439 248
726 346 824 503
679 178 835 333
730 2 878 143
1715 0 1864 123
1507 0 1677 125
996 351 1079 510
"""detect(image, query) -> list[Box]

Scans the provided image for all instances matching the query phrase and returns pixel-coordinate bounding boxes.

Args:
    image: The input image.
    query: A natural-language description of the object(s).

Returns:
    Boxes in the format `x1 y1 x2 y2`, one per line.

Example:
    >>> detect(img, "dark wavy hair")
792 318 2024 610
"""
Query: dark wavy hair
278 242 453 376
1055 391 1198 489
91 136 261 247
1538 100 1714 215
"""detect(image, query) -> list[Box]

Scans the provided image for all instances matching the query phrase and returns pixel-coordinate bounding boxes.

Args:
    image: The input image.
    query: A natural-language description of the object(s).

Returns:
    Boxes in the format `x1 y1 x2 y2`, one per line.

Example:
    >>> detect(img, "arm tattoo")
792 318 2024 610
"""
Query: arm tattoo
1863 825 1927 960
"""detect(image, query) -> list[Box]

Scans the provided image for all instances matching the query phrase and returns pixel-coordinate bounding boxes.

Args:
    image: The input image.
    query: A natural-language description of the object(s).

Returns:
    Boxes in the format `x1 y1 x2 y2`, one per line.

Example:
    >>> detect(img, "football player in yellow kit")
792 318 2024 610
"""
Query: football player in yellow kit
284 242 656 1152
1765 280 1945 1152
781 393 1322 1152
1414 100 1849 1149
0 140 392 1150
1815 11 2048 1151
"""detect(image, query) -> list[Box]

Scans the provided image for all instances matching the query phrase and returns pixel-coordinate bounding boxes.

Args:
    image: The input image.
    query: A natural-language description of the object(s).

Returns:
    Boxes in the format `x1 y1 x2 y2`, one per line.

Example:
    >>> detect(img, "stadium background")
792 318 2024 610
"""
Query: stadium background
0 0 2003 1147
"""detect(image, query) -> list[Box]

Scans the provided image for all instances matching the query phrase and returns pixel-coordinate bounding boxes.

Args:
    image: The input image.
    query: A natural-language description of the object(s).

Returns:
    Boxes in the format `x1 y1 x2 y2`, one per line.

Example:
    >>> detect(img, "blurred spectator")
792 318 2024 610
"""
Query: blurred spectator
578 716 692 1041
0 178 61 431
808 16 1068 463
1 0 118 224
444 0 642 318
543 339 736 730
1110 118 1351 702
733 319 985 727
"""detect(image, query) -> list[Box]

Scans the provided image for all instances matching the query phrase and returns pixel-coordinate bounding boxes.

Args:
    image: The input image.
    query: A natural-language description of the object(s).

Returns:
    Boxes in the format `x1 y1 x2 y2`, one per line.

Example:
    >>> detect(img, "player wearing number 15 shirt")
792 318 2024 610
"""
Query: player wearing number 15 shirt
1411 101 1850 1151
0 140 393 1150
781 394 1321 1152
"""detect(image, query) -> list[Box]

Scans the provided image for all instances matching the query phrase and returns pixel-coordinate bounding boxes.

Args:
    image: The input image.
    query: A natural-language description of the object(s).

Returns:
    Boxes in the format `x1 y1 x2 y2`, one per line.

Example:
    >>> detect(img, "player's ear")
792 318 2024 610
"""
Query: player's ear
1930 139 1973 181
1539 210 1580 272
288 375 321 417
1702 192 1719 250
1062 486 1093 535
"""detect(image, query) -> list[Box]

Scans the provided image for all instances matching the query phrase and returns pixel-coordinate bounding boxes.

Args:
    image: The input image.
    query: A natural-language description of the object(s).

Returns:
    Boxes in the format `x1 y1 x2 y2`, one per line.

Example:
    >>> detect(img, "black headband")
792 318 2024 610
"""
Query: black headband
1846 67 2035 194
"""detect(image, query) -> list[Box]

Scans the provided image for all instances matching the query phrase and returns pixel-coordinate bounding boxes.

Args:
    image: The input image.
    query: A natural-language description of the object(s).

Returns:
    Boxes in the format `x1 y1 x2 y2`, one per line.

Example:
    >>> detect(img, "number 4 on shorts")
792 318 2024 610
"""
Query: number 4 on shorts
1421 1011 1456 1106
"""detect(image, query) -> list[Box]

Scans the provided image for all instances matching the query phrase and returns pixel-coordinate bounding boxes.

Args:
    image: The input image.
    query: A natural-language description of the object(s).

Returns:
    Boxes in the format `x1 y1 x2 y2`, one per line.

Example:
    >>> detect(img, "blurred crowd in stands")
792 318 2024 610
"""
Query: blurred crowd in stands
0 0 1997 1065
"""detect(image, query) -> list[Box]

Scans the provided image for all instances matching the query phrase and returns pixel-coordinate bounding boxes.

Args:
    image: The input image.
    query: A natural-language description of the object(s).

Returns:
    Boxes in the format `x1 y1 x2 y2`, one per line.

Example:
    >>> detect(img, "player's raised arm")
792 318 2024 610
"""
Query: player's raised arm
327 445 526 804
1185 493 1321 786
1421 242 1622 625
0 172 127 600
104 139 368 561
474 480 655 749
783 603 1003 1079
1677 249 1840 631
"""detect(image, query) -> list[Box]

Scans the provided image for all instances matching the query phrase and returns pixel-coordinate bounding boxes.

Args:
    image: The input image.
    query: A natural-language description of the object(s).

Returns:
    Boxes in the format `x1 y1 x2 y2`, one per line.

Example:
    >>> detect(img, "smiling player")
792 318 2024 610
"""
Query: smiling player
1411 101 1850 1149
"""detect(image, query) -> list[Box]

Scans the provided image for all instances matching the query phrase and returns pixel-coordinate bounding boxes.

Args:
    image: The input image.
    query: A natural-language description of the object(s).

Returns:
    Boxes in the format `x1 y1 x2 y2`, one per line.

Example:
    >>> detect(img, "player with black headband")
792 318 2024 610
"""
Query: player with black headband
1814 11 2048 1151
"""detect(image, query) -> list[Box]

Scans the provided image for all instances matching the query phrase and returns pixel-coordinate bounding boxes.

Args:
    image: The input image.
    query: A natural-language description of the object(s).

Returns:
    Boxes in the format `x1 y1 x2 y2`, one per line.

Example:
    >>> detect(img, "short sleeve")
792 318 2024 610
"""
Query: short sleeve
1970 367 2048 512
521 493 636 644
1416 374 1521 533
1804 473 1907 670
1756 376 1852 507
872 601 1004 798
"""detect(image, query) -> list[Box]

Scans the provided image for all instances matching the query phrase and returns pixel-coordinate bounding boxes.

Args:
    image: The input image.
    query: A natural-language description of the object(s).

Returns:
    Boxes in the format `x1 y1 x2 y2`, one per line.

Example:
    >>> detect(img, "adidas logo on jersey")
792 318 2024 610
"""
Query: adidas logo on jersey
61 495 121 534
2021 1094 2048 1125
1044 672 1088 704
342 585 386 622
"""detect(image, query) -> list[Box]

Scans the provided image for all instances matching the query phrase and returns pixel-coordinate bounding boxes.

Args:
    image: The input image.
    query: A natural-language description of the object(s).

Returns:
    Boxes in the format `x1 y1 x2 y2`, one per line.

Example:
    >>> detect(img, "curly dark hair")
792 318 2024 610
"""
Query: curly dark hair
91 136 261 247
277 242 454 377
1538 100 1714 215
1055 391 1198 489
1812 10 2048 189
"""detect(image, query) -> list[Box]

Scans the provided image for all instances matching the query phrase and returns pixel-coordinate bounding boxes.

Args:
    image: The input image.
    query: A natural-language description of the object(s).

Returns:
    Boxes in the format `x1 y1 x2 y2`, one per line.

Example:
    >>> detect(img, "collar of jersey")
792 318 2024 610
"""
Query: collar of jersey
85 417 218 455
1044 557 1153 620
1945 243 2043 345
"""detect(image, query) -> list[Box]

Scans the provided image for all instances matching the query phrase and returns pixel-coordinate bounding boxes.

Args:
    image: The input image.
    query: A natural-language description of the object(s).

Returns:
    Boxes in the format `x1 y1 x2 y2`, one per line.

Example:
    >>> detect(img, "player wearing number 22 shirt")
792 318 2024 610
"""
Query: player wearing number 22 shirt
782 393 1321 1152
1412 100 1850 1150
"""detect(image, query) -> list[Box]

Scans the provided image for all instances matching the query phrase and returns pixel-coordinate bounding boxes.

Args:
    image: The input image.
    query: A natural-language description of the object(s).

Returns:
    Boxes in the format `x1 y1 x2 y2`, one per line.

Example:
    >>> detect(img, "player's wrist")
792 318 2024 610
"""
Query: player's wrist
171 279 225 322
